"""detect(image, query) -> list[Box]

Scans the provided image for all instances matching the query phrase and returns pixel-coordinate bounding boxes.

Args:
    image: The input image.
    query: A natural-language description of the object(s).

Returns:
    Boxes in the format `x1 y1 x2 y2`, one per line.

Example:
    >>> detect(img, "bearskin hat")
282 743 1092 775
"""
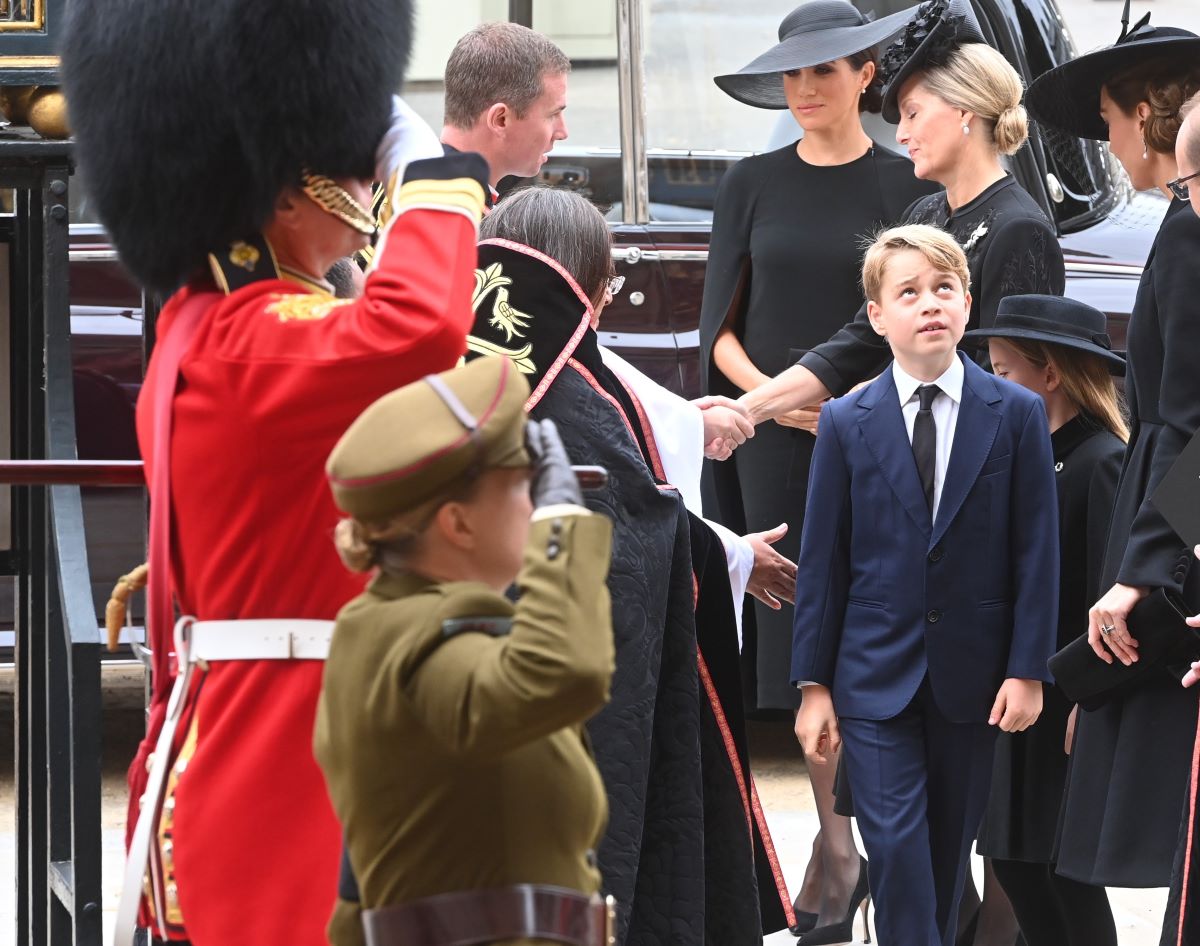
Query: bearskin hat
62 0 413 293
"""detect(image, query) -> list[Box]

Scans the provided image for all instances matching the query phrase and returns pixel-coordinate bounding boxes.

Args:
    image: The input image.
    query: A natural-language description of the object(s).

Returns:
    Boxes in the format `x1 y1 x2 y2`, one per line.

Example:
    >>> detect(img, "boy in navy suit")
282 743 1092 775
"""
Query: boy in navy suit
792 225 1059 946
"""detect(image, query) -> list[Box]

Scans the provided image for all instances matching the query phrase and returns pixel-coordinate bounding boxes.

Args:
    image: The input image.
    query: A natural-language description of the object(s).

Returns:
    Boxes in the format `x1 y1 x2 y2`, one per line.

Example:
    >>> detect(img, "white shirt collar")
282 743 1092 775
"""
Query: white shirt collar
892 354 964 406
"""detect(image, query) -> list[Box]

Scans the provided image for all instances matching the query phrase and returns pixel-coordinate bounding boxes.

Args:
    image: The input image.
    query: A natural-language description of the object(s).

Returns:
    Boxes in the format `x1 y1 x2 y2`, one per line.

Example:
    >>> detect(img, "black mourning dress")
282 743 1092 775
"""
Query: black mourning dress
977 414 1122 862
1058 199 1200 890
797 173 1066 399
699 142 938 710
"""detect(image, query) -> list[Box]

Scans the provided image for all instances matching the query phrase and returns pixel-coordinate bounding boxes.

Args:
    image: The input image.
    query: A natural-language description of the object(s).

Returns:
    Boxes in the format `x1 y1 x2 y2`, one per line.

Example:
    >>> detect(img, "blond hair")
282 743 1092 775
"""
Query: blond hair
332 478 481 574
861 224 970 303
997 337 1129 443
918 43 1028 156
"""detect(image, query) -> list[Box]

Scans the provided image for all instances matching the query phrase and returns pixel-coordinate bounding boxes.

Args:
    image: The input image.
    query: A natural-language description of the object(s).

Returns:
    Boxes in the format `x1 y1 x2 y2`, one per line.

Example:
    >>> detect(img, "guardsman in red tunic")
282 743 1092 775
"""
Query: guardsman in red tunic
61 2 490 943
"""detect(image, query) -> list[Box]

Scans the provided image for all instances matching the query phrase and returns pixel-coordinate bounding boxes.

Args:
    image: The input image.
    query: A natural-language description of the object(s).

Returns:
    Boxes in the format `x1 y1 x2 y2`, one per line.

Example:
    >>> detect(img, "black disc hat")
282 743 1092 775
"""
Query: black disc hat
1025 2 1200 142
61 0 415 294
877 0 986 124
713 0 921 110
963 294 1126 375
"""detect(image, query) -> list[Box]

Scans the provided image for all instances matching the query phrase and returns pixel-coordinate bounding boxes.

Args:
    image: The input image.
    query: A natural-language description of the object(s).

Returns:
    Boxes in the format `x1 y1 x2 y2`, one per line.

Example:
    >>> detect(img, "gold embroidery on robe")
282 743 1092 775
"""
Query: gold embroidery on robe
471 263 536 370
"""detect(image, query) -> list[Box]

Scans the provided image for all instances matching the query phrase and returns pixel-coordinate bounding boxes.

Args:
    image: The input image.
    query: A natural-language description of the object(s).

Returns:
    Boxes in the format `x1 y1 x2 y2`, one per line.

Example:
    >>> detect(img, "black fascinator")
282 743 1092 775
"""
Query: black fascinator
878 0 985 123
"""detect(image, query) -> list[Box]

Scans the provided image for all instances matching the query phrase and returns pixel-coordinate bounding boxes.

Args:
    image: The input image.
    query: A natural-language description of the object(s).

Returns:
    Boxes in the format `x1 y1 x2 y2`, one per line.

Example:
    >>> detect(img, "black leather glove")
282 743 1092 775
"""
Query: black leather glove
526 419 583 508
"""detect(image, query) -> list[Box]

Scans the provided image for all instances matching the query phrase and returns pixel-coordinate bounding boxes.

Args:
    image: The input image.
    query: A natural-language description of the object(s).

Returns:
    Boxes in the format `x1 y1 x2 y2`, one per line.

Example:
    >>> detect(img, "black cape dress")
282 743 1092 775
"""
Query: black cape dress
468 239 793 944
698 142 938 710
976 414 1122 862
1058 198 1200 889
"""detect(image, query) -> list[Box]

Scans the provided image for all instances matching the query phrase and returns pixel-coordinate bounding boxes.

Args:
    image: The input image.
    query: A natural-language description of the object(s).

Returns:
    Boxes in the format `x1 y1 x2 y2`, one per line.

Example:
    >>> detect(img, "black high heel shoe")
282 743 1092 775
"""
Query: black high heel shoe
795 856 871 946
788 904 818 935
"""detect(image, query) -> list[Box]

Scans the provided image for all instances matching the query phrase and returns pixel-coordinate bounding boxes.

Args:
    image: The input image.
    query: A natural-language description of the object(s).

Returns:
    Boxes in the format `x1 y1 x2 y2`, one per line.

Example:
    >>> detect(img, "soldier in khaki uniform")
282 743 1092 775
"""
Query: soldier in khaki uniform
314 355 617 946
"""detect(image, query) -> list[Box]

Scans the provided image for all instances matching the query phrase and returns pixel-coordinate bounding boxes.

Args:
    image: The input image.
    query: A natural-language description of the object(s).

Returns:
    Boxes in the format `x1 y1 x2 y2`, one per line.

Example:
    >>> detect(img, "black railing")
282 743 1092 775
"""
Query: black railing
3 133 109 946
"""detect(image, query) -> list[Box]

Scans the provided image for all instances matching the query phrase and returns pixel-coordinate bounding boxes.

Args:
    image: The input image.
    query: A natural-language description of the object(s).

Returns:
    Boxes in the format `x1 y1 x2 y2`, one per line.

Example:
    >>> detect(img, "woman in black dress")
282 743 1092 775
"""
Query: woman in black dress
739 0 1065 425
1023 7 1200 919
701 2 935 937
964 295 1126 946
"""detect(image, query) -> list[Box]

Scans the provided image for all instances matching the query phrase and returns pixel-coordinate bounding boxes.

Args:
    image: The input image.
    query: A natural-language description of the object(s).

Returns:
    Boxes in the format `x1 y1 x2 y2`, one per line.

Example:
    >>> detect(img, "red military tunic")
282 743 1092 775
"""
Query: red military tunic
129 165 486 944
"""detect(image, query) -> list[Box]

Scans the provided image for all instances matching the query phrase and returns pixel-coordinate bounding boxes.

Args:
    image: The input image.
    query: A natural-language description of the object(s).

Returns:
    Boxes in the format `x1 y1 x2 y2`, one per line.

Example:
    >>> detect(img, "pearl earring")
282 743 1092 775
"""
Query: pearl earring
962 122 970 136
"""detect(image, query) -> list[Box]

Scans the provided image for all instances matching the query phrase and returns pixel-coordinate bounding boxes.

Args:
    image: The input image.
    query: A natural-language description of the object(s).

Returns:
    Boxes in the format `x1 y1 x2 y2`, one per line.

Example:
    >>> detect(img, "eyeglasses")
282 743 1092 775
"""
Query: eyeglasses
607 274 626 296
1167 170 1200 201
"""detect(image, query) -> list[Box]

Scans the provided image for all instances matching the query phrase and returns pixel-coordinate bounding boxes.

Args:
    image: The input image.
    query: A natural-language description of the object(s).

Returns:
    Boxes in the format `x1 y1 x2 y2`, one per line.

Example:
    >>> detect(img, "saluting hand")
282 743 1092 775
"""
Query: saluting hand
989 678 1043 732
526 419 583 508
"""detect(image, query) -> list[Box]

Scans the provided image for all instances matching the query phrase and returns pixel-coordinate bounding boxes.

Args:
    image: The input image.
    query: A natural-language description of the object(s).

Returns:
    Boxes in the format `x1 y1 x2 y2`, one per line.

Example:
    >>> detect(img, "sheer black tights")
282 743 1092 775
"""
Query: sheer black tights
991 858 1118 946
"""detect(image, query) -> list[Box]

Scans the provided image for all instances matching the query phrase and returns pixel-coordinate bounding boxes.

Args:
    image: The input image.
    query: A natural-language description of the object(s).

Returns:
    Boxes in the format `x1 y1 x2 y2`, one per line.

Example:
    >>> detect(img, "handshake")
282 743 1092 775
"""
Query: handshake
692 395 756 461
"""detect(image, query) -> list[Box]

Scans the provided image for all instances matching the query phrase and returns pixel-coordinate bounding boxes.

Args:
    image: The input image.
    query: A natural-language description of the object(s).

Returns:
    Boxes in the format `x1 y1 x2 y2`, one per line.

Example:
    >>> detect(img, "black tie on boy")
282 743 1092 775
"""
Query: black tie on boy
913 384 939 512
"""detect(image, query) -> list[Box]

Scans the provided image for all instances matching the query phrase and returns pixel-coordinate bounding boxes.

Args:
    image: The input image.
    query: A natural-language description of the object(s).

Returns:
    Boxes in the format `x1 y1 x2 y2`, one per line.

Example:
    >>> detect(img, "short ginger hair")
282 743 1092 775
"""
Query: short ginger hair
861 224 970 303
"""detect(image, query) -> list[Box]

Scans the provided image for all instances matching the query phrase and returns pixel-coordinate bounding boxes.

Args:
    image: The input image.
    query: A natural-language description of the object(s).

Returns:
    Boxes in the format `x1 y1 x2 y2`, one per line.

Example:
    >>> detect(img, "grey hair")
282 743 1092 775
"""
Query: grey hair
444 23 571 129
480 186 612 304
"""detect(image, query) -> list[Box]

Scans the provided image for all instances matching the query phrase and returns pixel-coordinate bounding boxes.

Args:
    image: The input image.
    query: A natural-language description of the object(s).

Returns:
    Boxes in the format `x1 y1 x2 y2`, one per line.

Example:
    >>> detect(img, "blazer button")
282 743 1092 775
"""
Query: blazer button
927 609 942 624
928 547 944 563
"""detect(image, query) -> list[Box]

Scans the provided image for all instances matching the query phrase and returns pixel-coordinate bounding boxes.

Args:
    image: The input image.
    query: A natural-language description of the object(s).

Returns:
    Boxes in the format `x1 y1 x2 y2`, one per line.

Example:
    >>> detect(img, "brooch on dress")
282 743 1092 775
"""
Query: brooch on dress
963 221 990 253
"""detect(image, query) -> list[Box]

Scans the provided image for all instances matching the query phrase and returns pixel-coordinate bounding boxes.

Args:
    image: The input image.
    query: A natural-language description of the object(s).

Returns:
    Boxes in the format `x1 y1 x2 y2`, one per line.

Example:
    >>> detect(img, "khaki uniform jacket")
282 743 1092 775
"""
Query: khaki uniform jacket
314 508 614 946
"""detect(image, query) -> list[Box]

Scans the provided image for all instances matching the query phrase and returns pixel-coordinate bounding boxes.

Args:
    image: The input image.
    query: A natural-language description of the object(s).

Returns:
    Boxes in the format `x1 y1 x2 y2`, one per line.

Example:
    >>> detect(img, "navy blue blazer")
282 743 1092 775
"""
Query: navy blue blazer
790 353 1059 723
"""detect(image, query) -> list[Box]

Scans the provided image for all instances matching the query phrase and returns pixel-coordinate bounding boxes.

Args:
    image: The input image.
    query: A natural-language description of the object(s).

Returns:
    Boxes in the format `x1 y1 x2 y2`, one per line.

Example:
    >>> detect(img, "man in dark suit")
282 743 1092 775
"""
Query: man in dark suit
792 225 1060 946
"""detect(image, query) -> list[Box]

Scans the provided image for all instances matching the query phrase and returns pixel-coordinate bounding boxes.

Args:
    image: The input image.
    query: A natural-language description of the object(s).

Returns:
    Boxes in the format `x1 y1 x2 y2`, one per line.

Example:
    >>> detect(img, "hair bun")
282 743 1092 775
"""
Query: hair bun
993 102 1029 156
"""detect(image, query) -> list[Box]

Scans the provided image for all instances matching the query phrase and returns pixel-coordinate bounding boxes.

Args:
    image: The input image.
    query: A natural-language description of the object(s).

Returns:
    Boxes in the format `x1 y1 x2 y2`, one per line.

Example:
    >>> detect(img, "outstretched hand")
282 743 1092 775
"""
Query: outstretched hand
744 523 796 609
693 395 754 460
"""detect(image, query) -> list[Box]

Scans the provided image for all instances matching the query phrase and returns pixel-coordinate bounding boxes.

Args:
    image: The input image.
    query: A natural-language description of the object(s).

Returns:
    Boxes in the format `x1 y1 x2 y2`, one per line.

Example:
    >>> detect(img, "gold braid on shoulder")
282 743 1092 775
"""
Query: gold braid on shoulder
105 563 148 652
300 171 377 236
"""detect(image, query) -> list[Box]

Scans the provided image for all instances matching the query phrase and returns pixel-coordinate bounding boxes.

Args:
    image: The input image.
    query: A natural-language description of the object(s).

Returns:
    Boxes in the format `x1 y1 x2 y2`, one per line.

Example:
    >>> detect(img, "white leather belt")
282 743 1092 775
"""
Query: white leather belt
115 616 335 944
187 618 335 661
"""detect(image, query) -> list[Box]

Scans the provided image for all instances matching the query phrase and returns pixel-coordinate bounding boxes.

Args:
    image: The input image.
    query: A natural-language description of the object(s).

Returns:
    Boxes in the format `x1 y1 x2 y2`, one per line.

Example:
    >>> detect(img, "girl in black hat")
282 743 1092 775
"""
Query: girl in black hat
1024 4 1200 909
701 2 938 938
964 295 1127 946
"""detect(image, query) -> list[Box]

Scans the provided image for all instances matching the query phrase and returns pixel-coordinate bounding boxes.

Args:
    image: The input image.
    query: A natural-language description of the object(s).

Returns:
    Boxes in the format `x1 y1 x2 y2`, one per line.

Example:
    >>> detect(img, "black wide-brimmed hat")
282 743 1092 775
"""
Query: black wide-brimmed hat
713 0 920 110
62 0 414 293
1025 6 1200 142
963 294 1125 374
878 0 985 124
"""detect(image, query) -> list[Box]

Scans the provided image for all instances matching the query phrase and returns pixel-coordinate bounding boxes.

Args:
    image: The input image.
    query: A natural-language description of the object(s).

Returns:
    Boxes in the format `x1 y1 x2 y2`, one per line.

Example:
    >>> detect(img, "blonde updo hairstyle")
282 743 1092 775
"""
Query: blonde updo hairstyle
917 43 1029 156
333 475 482 574
1104 54 1200 155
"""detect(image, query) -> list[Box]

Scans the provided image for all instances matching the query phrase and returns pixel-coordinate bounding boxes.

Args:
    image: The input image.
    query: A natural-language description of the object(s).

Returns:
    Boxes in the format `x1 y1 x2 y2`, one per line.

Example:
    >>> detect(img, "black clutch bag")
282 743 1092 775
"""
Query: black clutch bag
1048 588 1199 711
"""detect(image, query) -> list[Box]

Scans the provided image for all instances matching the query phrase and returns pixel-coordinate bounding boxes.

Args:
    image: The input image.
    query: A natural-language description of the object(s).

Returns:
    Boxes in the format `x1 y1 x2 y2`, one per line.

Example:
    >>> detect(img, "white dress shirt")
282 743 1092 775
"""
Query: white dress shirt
893 356 963 520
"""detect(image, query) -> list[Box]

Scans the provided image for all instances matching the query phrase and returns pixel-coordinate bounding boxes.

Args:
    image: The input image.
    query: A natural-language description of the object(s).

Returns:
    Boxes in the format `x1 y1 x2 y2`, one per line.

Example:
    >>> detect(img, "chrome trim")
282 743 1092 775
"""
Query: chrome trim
1065 261 1144 277
69 248 120 262
599 329 701 351
616 0 648 225
651 249 709 262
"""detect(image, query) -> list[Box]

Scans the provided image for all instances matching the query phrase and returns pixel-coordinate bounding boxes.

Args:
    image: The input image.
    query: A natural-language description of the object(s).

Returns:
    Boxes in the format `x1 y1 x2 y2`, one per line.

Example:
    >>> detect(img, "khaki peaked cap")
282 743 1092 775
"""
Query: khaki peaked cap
327 357 532 521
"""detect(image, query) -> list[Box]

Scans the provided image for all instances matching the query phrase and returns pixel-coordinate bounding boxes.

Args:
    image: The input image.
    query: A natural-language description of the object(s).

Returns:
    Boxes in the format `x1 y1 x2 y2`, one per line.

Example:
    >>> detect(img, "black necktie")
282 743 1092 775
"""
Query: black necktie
913 384 939 512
